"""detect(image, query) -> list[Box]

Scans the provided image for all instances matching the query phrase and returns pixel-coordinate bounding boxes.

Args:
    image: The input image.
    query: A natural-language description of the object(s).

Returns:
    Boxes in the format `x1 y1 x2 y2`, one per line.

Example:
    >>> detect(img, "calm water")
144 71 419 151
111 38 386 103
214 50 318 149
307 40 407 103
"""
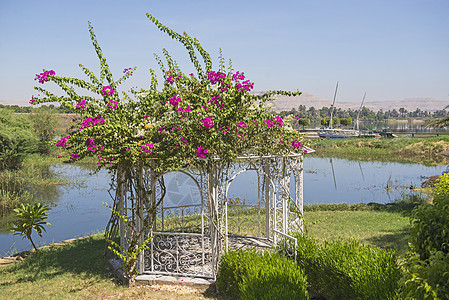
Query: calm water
0 158 445 256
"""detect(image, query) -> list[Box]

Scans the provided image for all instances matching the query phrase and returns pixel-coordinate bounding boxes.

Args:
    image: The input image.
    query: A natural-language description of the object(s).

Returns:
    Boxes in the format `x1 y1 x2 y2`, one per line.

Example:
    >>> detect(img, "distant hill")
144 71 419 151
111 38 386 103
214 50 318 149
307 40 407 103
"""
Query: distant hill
268 92 448 112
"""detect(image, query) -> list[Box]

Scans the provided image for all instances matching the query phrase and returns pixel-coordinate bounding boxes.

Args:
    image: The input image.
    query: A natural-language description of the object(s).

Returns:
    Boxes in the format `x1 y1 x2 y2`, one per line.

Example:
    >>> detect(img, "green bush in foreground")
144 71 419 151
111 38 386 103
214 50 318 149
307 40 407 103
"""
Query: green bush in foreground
294 234 400 300
217 249 308 300
399 173 449 299
399 251 449 300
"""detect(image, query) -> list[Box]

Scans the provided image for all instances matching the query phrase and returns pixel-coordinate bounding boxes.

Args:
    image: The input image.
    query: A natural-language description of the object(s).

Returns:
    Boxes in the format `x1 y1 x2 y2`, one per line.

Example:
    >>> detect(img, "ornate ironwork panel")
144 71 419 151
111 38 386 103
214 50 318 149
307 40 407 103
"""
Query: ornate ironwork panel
144 233 213 278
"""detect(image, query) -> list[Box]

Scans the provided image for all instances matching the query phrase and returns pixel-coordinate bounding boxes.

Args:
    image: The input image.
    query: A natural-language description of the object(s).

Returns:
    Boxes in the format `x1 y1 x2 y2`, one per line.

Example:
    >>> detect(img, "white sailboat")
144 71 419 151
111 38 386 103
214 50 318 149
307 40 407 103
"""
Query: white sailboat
318 82 360 138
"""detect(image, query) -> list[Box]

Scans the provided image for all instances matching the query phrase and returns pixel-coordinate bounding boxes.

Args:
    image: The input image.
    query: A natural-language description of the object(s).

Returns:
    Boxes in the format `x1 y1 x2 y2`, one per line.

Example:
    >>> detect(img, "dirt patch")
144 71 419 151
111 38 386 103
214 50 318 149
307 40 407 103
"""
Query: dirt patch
422 175 441 188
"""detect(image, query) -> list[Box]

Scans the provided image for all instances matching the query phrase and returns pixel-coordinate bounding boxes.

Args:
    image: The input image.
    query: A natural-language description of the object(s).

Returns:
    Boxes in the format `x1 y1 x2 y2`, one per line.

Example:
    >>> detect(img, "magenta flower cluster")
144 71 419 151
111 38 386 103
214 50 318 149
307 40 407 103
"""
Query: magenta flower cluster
167 74 183 85
35 70 55 84
208 71 226 85
142 142 154 153
196 146 209 158
202 116 214 129
264 119 274 128
101 86 114 97
123 68 133 75
169 94 182 106
85 137 97 152
56 136 70 148
231 71 254 92
70 153 79 161
81 116 105 129
235 121 247 128
291 140 303 149
76 99 87 109
274 116 284 127
176 106 192 112
108 99 118 109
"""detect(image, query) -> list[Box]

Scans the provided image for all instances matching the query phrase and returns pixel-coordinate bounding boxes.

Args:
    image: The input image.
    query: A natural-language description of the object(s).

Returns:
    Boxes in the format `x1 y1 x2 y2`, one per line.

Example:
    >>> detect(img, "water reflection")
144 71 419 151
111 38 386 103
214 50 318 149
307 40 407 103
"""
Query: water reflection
0 165 112 257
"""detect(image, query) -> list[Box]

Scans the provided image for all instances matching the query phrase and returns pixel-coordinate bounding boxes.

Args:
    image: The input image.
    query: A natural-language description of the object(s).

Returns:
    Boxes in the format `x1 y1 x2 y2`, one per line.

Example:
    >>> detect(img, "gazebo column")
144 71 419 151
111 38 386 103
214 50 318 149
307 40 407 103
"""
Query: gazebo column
281 157 290 235
117 165 127 253
136 165 145 273
293 157 304 232
207 163 220 279
262 159 271 240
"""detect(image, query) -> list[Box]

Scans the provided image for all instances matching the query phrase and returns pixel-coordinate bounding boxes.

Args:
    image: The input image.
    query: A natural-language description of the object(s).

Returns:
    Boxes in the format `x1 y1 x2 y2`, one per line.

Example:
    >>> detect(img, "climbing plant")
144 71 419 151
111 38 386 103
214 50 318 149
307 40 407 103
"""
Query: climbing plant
30 13 309 280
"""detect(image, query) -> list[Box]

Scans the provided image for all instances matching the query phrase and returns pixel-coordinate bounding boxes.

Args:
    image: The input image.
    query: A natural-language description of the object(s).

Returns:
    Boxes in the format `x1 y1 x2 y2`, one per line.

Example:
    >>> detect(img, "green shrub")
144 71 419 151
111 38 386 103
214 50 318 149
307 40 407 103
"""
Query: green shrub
0 109 39 170
410 173 449 260
400 173 449 299
399 251 449 300
217 249 308 300
294 234 400 300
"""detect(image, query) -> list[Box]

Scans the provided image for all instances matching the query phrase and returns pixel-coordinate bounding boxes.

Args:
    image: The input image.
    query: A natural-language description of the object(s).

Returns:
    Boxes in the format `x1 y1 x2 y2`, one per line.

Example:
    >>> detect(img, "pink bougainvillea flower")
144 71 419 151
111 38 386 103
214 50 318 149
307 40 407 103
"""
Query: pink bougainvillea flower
232 71 245 81
279 140 285 145
196 146 209 158
101 86 114 97
264 119 274 128
291 140 303 149
141 142 154 153
35 70 55 84
176 106 192 112
169 94 182 106
108 99 118 109
208 71 226 85
304 150 308 154
235 121 247 128
123 68 133 75
56 136 70 148
81 116 105 129
274 116 284 127
85 137 97 151
202 116 214 129
76 99 87 109
70 153 79 161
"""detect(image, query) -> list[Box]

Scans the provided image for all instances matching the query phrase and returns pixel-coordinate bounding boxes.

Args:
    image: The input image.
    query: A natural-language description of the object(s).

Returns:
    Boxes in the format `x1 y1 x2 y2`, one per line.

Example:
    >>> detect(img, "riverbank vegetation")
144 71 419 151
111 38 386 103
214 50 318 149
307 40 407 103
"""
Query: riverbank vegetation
0 109 70 217
311 136 449 165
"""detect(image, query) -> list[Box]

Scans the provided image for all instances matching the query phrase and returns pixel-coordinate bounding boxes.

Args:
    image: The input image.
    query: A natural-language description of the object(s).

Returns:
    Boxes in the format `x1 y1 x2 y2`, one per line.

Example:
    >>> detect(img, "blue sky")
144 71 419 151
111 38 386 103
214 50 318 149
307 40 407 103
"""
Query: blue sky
0 0 448 106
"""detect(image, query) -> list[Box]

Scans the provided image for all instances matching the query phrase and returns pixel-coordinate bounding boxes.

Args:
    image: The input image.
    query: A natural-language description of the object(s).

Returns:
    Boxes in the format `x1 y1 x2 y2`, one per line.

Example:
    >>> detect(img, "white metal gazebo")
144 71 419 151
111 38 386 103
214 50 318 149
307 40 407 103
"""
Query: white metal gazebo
108 149 312 281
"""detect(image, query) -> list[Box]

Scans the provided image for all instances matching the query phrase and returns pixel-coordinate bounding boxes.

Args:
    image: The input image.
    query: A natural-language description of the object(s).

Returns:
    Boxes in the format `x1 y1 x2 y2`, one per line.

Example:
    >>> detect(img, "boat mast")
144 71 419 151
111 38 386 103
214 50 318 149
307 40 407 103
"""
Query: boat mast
355 92 366 131
330 81 338 130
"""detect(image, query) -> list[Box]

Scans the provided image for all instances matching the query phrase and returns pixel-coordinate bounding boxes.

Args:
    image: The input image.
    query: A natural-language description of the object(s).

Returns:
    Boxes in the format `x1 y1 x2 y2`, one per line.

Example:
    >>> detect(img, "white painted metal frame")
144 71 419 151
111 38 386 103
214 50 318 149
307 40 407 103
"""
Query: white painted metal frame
116 149 311 280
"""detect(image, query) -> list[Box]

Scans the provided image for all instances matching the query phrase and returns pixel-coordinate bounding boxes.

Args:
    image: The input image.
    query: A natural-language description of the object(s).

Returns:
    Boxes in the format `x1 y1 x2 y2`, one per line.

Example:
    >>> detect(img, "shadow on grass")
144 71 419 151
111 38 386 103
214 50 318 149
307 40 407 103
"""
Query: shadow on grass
1 234 112 285
363 228 410 258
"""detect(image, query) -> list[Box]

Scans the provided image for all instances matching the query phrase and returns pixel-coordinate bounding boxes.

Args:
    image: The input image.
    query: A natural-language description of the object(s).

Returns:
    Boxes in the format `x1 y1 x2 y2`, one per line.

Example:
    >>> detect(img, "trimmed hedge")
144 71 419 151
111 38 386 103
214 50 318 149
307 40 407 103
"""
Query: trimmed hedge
217 249 308 300
294 234 400 300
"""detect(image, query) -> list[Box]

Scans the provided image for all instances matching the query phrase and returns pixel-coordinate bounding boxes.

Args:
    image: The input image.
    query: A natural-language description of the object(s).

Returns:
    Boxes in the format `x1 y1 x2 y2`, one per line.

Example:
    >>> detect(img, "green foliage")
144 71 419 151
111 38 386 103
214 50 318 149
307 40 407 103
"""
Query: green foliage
321 116 339 127
400 173 449 299
0 109 39 170
293 234 400 300
103 202 152 282
30 14 308 172
29 108 59 153
339 117 352 126
0 169 33 216
409 173 449 260
399 251 449 300
217 249 308 300
10 202 51 251
296 117 310 129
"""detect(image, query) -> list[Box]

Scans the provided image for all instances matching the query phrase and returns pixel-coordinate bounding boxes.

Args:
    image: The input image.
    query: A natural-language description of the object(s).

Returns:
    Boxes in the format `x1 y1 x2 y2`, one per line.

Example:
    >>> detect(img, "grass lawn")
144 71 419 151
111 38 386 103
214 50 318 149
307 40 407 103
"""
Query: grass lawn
304 210 410 258
0 208 410 299
0 235 223 299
